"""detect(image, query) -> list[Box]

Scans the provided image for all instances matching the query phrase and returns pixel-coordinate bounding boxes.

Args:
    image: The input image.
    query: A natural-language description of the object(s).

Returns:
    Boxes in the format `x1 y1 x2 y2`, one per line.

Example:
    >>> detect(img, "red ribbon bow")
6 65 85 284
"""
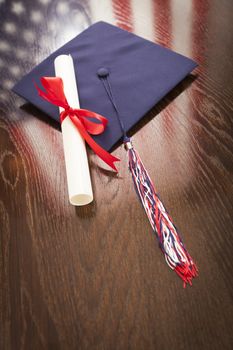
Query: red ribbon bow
35 77 120 171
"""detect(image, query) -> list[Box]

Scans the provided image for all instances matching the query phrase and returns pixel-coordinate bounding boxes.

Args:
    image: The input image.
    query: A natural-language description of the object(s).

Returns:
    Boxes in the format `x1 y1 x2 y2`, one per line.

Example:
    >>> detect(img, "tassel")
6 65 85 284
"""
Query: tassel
98 70 198 287
124 138 198 287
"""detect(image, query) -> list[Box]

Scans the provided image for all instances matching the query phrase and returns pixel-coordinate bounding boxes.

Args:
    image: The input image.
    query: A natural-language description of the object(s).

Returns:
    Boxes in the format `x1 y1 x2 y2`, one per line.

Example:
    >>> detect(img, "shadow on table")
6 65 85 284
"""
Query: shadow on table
110 73 198 152
20 103 61 131
74 199 97 218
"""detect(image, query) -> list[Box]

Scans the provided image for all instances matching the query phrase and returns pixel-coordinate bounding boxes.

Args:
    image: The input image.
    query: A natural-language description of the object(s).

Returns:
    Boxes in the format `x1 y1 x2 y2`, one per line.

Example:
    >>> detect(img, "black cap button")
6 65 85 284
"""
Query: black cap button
97 67 109 78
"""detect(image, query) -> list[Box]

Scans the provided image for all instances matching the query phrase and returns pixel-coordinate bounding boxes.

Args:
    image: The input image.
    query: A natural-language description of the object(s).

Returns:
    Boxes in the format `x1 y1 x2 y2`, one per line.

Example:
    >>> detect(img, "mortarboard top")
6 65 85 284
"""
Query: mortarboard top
12 21 197 151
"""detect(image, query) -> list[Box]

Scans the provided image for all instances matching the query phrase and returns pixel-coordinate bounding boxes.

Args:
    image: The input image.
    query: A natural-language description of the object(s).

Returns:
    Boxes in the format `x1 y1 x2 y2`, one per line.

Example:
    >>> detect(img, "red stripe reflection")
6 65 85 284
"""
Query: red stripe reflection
112 0 133 32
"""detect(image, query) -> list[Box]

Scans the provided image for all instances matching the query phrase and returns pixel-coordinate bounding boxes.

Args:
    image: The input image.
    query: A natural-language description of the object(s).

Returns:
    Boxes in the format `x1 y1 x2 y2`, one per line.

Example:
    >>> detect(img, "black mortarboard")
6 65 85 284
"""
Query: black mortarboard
12 21 197 151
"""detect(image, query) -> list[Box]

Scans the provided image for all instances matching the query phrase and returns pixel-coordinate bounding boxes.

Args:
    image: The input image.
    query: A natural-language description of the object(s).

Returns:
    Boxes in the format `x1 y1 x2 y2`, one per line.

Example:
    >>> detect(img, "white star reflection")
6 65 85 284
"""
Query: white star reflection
72 11 88 30
11 2 25 15
23 29 35 43
56 2 69 15
9 65 21 76
38 0 51 5
0 91 8 101
30 10 43 23
0 40 10 51
15 48 27 59
48 20 57 32
4 22 17 34
3 79 13 89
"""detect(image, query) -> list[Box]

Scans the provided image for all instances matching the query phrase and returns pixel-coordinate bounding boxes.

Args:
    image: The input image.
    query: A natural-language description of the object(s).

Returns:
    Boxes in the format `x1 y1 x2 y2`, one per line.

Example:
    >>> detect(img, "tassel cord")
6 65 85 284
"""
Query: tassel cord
99 75 129 142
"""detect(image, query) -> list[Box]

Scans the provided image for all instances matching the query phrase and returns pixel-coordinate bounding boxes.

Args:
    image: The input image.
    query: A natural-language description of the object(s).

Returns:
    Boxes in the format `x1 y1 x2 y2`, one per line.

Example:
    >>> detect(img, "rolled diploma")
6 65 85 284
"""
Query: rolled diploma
54 54 93 206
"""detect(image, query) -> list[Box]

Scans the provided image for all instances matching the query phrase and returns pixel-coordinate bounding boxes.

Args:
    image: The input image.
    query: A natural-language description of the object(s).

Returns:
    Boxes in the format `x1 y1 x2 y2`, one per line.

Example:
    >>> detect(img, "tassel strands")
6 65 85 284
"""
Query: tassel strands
124 139 198 287
98 67 198 287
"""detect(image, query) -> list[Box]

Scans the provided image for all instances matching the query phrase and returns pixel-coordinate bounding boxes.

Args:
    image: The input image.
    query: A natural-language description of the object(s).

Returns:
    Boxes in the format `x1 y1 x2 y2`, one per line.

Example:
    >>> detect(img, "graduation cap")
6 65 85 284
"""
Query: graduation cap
13 21 196 151
13 21 198 286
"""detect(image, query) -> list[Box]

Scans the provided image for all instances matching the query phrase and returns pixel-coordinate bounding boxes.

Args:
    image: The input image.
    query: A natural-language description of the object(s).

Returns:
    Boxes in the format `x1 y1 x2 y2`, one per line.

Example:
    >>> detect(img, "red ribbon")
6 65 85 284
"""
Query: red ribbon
35 77 120 171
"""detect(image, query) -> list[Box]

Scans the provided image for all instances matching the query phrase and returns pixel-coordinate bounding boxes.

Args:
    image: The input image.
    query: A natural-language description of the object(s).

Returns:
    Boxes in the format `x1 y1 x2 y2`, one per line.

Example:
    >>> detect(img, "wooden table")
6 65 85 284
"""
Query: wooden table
1 1 233 349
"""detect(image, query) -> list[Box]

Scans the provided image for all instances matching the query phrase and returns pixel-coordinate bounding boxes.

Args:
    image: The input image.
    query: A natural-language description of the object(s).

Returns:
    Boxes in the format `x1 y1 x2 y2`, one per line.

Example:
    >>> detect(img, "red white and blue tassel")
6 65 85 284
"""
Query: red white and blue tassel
124 138 198 287
98 68 198 287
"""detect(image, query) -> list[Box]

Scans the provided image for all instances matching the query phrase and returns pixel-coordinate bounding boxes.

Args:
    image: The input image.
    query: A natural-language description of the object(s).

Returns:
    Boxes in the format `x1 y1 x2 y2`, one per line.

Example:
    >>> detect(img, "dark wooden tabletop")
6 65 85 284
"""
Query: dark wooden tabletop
1 0 233 349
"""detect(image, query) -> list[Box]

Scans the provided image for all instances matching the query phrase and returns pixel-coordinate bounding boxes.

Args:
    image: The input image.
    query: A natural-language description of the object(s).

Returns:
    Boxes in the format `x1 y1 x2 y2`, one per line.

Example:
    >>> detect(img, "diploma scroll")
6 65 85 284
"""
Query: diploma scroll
54 54 93 206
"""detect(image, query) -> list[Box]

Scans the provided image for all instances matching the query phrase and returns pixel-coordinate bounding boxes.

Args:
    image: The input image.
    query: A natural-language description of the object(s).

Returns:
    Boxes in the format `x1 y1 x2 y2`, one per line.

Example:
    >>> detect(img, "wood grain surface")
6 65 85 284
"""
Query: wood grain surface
1 0 233 349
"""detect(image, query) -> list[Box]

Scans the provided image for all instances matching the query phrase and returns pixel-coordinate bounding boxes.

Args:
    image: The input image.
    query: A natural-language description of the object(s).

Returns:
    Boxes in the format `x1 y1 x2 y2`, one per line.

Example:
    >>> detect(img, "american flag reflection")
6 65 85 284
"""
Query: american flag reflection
0 0 208 195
